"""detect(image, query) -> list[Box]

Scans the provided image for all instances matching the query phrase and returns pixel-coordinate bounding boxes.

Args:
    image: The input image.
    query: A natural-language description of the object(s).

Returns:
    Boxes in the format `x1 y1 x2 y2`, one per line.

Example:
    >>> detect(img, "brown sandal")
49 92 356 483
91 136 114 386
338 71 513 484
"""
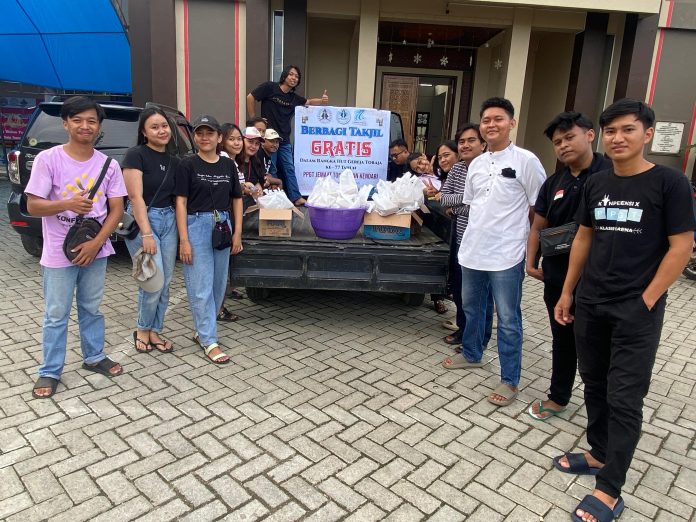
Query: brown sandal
433 300 448 314
133 331 151 353
150 335 173 353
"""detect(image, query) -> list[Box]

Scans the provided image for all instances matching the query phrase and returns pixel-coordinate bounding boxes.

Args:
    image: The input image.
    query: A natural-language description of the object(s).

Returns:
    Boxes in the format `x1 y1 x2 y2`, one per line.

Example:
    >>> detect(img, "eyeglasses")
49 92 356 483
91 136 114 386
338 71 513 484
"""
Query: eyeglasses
390 149 407 159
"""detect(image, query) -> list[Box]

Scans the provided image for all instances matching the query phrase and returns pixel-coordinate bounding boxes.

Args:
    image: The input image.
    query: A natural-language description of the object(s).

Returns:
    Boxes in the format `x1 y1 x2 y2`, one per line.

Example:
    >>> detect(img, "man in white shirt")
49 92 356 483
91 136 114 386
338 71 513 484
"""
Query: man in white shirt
442 97 546 407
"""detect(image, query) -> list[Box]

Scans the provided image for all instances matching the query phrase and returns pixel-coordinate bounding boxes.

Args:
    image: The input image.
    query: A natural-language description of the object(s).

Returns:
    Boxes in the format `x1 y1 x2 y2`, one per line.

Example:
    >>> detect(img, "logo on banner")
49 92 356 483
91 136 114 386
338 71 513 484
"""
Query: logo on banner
353 109 367 126
337 109 351 125
318 108 332 124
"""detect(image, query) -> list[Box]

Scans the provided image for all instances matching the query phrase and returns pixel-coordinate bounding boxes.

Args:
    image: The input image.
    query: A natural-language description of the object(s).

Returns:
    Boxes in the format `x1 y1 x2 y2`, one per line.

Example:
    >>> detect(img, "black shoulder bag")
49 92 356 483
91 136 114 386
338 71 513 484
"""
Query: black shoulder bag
62 157 112 262
538 181 577 257
208 183 232 250
115 157 173 240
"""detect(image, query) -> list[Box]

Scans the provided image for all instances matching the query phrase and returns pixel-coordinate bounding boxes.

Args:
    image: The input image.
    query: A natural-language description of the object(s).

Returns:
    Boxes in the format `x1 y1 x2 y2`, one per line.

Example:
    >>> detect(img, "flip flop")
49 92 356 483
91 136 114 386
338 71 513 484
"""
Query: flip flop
527 399 567 421
226 289 245 299
443 330 462 345
151 338 174 353
553 452 602 476
442 353 485 369
487 383 518 407
82 357 123 377
133 331 152 353
441 319 458 331
32 376 59 399
571 495 624 522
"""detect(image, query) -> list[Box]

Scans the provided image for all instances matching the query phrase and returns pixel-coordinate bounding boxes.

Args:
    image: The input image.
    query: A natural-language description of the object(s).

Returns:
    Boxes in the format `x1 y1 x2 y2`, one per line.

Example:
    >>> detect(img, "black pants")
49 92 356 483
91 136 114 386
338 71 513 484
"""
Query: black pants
449 240 465 330
542 284 577 406
574 294 666 498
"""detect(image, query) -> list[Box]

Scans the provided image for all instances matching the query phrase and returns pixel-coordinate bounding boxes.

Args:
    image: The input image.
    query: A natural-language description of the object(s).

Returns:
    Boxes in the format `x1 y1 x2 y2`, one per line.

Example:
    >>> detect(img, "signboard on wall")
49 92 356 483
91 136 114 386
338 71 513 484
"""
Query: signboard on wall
294 106 391 195
1 107 34 141
650 121 685 155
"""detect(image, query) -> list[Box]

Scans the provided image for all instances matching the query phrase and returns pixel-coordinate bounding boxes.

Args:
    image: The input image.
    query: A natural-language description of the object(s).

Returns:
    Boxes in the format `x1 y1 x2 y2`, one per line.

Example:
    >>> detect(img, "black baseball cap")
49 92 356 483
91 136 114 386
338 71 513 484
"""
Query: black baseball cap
191 115 221 132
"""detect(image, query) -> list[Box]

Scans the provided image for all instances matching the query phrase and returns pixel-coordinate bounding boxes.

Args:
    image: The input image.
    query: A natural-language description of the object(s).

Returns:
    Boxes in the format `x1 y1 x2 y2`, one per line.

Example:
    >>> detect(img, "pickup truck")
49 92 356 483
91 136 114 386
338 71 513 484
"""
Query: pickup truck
6 101 194 257
232 112 451 305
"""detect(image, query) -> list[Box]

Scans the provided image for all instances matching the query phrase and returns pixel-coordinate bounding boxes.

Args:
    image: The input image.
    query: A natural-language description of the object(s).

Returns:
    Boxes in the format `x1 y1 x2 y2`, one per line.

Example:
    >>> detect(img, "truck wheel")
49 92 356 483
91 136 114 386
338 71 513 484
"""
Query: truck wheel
683 261 696 280
21 235 43 257
401 293 425 306
246 287 270 302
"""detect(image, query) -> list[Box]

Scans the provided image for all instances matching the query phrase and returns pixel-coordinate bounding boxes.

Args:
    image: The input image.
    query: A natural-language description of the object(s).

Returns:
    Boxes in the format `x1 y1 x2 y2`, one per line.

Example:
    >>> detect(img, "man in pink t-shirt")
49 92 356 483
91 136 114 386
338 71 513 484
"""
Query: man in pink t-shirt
25 96 128 399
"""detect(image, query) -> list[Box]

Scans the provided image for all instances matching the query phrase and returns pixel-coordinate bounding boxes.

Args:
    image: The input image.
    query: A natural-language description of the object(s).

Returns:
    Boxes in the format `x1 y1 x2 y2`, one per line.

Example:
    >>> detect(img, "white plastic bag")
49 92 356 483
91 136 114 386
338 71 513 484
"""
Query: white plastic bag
257 189 294 209
370 173 424 216
307 169 371 209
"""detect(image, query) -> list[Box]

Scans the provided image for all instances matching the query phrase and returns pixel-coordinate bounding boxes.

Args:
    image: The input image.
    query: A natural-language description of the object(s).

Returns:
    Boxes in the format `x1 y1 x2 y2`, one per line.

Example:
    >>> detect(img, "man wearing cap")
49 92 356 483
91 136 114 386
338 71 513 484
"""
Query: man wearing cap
247 65 328 206
257 128 283 190
25 96 128 399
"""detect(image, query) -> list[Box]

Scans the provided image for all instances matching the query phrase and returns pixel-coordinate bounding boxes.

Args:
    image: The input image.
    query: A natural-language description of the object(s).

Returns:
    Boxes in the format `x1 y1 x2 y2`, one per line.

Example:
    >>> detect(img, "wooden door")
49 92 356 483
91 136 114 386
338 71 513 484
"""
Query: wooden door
380 75 418 150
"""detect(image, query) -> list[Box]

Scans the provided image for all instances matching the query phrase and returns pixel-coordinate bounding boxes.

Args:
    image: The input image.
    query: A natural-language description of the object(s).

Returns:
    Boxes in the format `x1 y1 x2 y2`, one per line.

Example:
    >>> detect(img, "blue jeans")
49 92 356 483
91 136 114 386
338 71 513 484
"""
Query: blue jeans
124 206 178 332
40 257 108 379
460 260 525 387
183 212 230 346
273 142 302 201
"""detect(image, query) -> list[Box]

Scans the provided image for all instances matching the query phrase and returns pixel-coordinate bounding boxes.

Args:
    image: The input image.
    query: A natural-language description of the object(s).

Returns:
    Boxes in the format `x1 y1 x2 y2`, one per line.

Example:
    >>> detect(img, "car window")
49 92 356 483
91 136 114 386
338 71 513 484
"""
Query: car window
22 105 138 150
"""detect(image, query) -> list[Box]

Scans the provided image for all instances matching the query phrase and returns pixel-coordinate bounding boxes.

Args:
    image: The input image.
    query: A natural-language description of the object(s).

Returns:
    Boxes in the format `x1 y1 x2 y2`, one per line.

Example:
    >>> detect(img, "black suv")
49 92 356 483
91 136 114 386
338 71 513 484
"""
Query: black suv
6 102 194 256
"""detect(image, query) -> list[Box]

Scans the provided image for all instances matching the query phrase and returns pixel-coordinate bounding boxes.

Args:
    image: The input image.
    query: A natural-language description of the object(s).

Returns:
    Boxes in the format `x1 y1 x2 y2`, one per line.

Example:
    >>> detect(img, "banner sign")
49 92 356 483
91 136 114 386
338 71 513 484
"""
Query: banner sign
1 107 34 141
294 106 390 195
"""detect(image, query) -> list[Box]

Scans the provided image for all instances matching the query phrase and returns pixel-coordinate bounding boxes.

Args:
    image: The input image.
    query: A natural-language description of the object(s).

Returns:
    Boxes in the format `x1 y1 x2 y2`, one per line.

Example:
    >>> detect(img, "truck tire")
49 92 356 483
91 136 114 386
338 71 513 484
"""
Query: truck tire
401 293 425 306
21 235 43 257
246 287 270 302
683 261 696 280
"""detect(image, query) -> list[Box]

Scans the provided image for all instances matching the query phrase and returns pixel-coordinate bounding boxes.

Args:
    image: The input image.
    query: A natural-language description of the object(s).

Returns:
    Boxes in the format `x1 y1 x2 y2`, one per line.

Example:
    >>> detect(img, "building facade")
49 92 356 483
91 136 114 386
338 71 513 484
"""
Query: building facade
130 0 695 175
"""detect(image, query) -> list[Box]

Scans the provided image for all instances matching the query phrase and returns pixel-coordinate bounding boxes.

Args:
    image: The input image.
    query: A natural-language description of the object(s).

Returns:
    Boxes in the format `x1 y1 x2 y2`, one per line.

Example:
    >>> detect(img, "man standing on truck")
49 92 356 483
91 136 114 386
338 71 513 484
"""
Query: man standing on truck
442 97 545 408
25 96 128 399
247 65 328 206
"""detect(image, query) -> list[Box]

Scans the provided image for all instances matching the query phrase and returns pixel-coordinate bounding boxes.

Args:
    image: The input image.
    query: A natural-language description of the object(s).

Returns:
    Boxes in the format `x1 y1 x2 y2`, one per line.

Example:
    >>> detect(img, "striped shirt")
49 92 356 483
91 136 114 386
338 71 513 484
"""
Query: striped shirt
439 161 469 244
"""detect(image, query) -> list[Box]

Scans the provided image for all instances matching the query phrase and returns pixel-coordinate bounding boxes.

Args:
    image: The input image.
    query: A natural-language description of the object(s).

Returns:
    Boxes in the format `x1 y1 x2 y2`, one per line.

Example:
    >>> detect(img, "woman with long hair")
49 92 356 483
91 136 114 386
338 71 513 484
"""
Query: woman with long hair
175 115 244 364
122 107 180 354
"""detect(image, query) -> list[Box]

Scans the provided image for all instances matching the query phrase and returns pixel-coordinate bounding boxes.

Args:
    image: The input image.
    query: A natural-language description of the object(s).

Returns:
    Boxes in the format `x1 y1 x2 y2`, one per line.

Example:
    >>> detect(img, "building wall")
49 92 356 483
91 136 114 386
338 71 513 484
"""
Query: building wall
306 18 357 107
522 31 575 173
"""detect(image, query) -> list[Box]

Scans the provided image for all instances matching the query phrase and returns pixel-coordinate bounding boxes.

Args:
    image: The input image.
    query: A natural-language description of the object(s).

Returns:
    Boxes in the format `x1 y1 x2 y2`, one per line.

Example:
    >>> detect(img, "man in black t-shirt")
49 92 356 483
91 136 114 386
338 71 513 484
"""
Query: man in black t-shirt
526 112 611 422
246 65 328 206
387 138 410 182
554 100 695 522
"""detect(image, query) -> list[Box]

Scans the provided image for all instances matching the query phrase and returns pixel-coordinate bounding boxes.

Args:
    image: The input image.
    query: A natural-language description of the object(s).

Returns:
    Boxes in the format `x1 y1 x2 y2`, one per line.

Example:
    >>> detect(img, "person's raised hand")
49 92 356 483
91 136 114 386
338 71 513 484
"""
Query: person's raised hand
321 90 329 105
65 190 94 214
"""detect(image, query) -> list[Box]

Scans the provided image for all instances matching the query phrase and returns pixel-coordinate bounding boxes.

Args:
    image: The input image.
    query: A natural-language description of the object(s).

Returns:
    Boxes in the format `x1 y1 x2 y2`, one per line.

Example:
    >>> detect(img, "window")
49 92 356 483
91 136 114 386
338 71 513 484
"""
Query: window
271 10 284 81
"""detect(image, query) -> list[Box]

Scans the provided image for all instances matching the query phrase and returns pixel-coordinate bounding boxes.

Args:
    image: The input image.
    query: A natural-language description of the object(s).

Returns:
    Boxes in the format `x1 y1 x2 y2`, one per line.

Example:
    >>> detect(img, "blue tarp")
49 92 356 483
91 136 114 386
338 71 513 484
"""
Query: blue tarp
0 0 131 93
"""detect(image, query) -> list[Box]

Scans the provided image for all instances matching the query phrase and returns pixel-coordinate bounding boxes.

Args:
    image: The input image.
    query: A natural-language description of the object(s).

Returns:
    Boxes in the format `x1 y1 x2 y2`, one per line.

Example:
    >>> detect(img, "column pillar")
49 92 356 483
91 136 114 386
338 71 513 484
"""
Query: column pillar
355 0 379 108
503 8 532 142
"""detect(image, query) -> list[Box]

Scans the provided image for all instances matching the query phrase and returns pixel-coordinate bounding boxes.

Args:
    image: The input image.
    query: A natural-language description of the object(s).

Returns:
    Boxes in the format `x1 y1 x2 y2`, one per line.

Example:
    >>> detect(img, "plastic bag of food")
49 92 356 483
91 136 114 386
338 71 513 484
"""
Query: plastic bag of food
257 189 294 209
308 169 371 209
369 173 424 215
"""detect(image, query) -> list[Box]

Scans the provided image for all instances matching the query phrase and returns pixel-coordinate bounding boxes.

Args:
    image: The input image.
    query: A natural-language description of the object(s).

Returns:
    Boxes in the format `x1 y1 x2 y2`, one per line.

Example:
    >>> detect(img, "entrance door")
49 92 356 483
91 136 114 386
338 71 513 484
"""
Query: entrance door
380 74 455 156
380 75 418 150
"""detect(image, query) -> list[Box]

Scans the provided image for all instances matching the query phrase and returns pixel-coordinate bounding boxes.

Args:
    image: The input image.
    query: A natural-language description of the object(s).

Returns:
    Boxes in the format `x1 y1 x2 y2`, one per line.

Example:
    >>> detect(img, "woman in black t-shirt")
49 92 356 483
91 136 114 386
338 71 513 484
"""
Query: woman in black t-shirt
175 115 243 365
122 107 180 355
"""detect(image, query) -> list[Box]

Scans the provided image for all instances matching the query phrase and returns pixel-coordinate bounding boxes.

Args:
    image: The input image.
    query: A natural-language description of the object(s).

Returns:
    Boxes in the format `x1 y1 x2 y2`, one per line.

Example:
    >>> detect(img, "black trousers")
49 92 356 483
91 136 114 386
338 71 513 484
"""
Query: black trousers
574 294 666 498
449 240 465 330
542 284 577 406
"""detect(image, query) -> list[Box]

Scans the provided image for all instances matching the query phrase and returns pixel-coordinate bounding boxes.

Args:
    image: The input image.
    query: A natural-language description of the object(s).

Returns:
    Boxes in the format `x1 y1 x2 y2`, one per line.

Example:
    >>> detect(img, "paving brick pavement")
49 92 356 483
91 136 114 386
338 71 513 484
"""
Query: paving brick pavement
0 176 695 521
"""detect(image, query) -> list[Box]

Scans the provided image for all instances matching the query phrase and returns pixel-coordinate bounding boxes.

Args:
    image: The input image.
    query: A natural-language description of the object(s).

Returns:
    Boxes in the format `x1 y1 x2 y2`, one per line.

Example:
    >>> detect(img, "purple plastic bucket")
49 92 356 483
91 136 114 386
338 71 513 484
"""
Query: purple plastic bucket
306 204 366 240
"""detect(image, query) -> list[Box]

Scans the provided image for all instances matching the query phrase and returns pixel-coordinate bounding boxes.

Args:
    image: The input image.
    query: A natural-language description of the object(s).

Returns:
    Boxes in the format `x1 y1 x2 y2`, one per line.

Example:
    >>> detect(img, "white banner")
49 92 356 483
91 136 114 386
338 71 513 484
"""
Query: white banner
294 106 391 195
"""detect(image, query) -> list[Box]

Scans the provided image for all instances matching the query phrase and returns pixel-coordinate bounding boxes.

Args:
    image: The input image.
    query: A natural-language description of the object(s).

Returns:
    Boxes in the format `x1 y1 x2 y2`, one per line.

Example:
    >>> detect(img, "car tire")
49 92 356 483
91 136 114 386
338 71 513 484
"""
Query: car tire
21 235 43 257
401 293 425 306
245 287 270 302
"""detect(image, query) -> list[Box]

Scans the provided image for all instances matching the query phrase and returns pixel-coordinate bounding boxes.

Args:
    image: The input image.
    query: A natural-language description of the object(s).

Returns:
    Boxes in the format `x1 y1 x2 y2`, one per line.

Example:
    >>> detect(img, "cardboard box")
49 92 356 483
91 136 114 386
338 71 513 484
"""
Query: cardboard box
363 211 424 240
259 208 293 237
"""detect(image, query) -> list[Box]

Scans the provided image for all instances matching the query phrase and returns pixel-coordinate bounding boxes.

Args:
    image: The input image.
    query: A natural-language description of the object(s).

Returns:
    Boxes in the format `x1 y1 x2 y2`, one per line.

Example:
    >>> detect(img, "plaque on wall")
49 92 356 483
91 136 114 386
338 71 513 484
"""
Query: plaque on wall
650 121 685 155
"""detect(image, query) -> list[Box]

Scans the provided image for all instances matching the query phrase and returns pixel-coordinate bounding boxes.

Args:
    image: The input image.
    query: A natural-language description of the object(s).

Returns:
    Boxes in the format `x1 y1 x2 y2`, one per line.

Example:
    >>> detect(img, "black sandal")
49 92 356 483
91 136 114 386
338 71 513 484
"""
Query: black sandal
82 357 123 377
133 331 151 353
217 306 239 322
443 330 462 345
32 376 59 399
